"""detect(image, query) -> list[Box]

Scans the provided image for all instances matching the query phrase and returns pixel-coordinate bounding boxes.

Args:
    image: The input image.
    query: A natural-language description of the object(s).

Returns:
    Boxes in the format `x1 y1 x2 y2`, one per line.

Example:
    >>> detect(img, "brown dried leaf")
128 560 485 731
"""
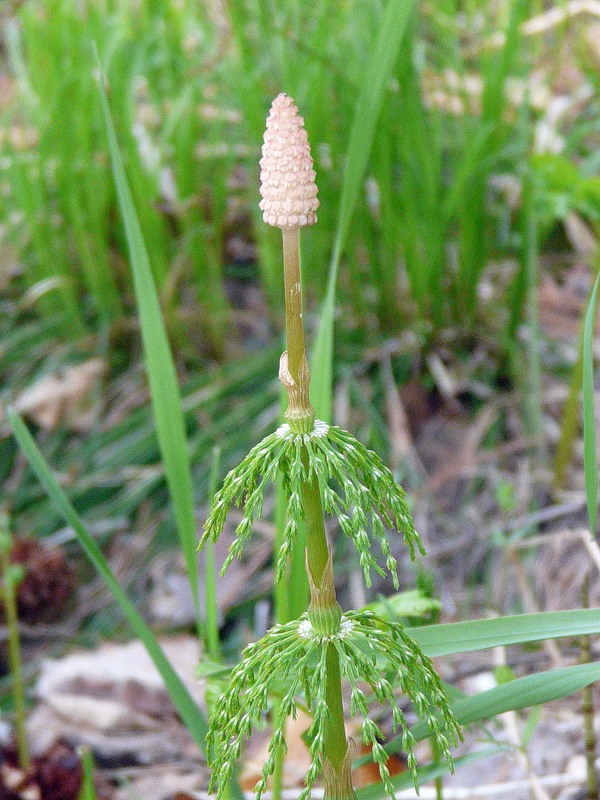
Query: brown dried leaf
31 636 203 756
12 359 106 431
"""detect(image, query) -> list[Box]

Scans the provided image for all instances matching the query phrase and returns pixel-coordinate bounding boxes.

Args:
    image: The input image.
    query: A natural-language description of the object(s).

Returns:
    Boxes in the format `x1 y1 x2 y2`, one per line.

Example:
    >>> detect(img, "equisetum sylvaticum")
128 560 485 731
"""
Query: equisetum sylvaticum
198 93 461 800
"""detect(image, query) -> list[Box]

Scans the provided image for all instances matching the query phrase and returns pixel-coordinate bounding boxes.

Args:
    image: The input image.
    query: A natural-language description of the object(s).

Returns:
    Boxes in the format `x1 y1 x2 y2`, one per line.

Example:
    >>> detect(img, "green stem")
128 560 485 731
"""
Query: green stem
0 526 30 772
324 642 349 773
273 430 289 800
301 475 348 773
205 447 222 661
272 230 306 800
301 476 331 583
280 225 352 797
282 227 306 381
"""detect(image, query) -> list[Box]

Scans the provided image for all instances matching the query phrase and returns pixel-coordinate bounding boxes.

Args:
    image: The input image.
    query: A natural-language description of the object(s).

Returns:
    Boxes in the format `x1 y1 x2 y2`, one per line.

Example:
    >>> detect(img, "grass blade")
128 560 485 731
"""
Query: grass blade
97 69 200 621
518 171 544 455
356 747 506 800
7 410 209 750
407 661 600 744
582 269 600 534
408 609 600 657
310 0 416 421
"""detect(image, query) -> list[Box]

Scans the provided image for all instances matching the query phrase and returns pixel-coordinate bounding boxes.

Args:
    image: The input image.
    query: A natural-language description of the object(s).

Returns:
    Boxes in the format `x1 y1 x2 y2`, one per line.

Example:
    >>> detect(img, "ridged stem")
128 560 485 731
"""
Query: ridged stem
281 227 353 799
301 476 347 773
283 227 306 384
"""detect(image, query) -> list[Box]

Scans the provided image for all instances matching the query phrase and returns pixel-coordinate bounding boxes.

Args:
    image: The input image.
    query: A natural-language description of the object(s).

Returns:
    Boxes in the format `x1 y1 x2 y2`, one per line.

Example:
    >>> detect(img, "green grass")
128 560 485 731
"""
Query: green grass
311 0 418 422
583 268 600 533
4 0 596 364
99 67 202 630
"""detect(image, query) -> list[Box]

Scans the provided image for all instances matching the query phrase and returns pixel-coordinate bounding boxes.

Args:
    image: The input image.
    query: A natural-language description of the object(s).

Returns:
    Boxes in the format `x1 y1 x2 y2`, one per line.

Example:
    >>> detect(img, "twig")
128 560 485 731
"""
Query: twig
580 529 600 575
506 525 600 577
501 497 587 535
506 548 563 667
493 644 552 800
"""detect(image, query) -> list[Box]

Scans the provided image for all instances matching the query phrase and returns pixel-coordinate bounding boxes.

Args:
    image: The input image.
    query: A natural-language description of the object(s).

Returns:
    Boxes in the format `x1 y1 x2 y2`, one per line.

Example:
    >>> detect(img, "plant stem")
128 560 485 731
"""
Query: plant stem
205 447 222 661
554 254 599 494
0 524 30 772
272 229 311 800
281 226 353 798
301 476 331 582
283 227 306 381
302 476 348 772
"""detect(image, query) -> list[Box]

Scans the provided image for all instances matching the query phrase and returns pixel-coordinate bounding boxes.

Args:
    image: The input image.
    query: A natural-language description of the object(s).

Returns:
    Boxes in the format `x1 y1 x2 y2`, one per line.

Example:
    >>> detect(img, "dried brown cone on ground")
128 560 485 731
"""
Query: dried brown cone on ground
0 740 83 800
259 93 319 228
2 538 75 625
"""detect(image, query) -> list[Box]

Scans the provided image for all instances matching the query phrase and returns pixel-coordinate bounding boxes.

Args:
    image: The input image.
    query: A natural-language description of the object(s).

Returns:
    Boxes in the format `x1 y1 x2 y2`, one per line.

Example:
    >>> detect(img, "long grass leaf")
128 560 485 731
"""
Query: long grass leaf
407 661 600 744
310 0 416 421
98 73 200 618
582 269 600 534
408 609 600 657
7 410 209 749
356 747 506 800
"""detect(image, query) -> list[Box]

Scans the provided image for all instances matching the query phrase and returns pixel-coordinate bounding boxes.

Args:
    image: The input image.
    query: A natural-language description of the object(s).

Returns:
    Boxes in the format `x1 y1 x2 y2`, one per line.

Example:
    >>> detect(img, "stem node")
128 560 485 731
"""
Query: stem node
307 553 342 636
322 738 357 800
279 351 315 432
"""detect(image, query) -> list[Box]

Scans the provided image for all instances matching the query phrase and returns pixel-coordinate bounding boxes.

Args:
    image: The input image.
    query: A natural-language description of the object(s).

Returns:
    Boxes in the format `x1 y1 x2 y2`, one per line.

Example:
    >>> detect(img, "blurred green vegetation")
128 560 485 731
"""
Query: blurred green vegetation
2 0 600 569
3 0 599 356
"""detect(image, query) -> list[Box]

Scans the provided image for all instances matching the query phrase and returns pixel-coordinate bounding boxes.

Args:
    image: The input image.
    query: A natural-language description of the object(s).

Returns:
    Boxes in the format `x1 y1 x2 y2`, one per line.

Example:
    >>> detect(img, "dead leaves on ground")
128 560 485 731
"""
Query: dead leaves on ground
5 359 106 432
30 637 203 760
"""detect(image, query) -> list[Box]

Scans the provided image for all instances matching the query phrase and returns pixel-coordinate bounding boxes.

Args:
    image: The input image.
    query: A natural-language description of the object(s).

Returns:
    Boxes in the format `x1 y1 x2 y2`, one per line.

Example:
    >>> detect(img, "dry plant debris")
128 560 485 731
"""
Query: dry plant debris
7 359 106 432
1 538 75 626
0 739 82 800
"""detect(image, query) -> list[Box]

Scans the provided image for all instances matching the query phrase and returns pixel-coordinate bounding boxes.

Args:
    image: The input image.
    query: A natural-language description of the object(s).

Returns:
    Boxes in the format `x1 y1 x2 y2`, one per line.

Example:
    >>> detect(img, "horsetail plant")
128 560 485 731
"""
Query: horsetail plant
198 94 461 800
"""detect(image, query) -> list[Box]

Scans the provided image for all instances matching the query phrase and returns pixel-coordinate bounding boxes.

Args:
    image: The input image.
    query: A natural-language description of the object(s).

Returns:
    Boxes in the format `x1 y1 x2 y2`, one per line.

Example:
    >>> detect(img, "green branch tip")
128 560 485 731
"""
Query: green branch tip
198 421 423 589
